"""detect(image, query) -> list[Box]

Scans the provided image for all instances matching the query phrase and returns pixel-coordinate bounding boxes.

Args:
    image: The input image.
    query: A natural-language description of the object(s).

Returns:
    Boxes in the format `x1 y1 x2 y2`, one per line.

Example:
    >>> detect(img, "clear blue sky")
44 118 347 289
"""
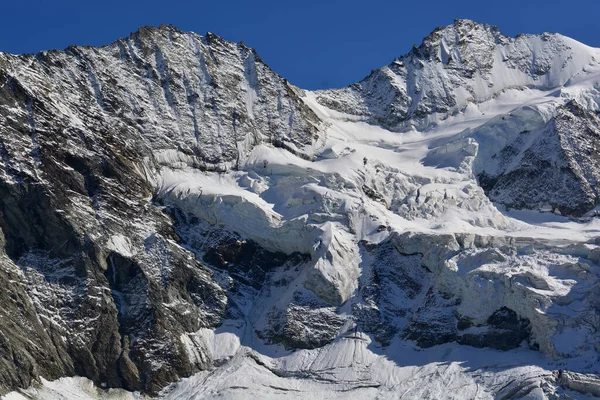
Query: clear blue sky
2 0 598 90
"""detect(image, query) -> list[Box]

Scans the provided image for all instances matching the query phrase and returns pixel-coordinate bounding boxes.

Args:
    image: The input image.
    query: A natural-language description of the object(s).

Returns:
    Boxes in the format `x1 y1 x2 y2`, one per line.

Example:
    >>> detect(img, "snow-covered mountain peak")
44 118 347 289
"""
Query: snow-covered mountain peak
413 18 591 78
2 21 600 400
0 22 324 176
414 18 504 61
316 20 600 132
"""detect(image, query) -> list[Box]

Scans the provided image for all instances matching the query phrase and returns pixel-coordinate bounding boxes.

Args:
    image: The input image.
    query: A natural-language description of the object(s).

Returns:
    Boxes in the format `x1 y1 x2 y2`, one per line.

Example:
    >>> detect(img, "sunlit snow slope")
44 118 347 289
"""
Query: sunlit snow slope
3 20 600 400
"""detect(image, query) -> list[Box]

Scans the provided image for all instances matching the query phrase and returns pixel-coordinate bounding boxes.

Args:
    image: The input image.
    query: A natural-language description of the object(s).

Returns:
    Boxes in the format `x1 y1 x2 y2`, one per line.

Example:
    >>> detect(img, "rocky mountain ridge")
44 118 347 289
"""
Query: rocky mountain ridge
316 19 598 131
1 20 600 399
0 23 324 393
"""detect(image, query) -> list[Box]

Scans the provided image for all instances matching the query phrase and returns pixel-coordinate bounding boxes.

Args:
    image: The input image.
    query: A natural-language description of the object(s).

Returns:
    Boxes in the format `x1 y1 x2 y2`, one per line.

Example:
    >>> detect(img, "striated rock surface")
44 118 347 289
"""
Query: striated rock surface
474 100 600 216
0 23 323 394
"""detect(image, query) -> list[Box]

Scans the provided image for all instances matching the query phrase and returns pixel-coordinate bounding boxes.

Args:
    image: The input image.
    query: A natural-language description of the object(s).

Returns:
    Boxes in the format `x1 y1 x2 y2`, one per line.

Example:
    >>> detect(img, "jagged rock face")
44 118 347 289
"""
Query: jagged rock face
260 294 346 350
475 101 600 216
0 23 324 394
456 307 532 351
0 25 322 175
315 19 597 131
354 241 426 346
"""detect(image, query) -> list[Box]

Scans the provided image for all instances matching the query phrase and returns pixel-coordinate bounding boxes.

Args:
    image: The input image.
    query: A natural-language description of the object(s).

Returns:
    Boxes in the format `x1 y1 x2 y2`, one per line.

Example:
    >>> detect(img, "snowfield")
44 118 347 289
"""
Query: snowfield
3 19 600 400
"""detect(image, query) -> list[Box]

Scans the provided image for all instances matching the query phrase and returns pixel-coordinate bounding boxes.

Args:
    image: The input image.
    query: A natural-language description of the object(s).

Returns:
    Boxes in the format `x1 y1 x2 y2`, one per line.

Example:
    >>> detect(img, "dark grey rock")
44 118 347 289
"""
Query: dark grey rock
477 101 600 217
457 307 532 351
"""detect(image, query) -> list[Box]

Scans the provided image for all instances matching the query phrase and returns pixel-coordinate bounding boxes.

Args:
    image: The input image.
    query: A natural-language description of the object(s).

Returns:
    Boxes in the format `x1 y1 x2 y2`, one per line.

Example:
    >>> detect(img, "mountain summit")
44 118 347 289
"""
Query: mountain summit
316 19 598 131
1 20 600 399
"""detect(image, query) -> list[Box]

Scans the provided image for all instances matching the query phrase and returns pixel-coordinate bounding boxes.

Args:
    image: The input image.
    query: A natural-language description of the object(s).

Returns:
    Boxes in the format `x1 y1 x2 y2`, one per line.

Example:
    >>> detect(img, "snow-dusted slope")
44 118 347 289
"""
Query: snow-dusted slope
316 19 600 131
2 20 600 400
315 19 600 215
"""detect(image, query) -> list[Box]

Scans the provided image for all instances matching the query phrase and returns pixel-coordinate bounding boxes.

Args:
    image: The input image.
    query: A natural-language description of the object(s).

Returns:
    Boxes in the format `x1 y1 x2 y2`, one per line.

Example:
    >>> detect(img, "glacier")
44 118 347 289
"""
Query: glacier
1 19 600 399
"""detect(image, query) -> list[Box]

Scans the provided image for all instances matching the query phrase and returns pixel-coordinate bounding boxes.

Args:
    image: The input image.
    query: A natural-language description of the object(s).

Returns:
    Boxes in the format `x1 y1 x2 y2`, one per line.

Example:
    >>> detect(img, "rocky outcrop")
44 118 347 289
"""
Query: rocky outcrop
456 307 532 350
557 370 600 397
476 101 600 216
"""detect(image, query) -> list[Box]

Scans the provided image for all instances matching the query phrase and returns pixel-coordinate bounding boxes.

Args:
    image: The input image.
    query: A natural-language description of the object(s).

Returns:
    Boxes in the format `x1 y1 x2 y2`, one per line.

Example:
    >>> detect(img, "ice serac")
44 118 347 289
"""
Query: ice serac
2 20 600 400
